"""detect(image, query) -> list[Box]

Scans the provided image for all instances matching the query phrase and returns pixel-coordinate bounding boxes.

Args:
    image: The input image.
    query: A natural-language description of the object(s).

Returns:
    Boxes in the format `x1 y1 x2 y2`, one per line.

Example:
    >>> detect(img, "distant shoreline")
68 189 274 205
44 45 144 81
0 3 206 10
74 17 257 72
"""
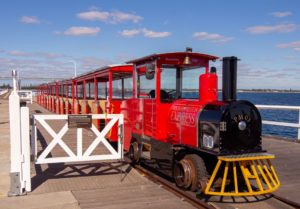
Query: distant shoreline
215 89 300 93
237 90 300 93
1 87 300 93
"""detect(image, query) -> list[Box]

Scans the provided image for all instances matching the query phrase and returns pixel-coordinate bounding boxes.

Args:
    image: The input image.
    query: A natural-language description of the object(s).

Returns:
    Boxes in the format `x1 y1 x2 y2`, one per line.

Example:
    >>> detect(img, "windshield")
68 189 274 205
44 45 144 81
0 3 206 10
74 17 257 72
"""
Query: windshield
160 66 204 102
182 67 203 99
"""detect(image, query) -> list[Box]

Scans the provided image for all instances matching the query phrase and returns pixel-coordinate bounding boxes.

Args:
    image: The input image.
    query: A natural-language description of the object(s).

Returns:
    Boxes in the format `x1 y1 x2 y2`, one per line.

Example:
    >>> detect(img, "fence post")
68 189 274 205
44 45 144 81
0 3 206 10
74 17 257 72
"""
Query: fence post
8 91 22 196
20 107 31 192
30 115 37 160
298 110 300 140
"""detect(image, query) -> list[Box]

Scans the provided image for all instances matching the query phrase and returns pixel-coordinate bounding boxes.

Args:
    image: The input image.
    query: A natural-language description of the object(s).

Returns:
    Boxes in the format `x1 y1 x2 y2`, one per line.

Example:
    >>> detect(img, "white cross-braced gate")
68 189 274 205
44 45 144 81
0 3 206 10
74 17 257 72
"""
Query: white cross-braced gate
31 114 124 164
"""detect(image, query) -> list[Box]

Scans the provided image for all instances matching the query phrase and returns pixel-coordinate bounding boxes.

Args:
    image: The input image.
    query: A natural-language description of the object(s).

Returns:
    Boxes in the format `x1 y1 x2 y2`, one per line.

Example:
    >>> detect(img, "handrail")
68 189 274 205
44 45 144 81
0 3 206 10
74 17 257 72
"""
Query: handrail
255 105 300 140
0 89 9 96
17 90 33 104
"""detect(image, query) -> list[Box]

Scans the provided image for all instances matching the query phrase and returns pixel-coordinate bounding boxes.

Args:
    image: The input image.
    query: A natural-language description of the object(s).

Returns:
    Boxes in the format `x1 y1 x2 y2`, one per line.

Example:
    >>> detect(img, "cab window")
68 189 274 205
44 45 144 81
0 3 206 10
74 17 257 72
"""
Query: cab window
138 68 155 98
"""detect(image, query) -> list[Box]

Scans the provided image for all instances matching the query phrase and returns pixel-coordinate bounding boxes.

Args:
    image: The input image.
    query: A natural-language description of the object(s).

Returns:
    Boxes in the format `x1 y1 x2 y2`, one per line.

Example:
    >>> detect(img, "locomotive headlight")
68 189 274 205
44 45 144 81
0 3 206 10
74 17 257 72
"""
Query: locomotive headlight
238 121 247 131
202 134 214 149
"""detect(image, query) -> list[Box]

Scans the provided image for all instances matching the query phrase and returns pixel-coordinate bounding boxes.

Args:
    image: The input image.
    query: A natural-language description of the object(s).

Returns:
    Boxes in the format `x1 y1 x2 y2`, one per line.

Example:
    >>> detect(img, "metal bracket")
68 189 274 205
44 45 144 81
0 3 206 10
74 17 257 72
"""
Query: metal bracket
8 172 21 196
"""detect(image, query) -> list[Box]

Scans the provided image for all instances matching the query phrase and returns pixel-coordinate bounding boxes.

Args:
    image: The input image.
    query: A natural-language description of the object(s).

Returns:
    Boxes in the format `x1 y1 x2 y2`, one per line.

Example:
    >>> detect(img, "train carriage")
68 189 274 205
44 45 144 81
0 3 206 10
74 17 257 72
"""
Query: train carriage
37 64 133 142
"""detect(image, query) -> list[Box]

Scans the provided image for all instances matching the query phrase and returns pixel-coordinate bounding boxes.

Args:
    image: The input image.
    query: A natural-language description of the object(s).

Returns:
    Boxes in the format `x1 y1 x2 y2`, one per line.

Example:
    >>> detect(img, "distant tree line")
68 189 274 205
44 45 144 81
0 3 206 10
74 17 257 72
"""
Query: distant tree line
0 83 39 90
0 84 11 89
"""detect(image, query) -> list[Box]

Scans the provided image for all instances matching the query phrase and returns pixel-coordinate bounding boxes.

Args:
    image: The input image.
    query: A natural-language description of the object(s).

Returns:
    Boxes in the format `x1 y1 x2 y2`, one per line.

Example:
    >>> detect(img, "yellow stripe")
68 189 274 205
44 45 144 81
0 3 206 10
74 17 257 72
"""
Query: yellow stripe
239 161 253 193
250 160 263 192
205 159 222 194
218 155 274 162
220 162 229 194
233 162 239 194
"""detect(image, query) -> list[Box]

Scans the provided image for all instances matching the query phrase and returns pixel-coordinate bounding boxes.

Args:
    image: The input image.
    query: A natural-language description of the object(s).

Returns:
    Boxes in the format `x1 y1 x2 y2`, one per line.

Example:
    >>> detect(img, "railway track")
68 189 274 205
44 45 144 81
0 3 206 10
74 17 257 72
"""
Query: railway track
130 160 297 209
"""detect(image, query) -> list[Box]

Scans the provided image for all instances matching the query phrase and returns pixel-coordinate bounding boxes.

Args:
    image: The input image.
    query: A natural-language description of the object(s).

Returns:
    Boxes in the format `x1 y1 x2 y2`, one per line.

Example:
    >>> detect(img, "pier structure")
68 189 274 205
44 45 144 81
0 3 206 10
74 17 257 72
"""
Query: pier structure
0 70 299 208
0 92 299 208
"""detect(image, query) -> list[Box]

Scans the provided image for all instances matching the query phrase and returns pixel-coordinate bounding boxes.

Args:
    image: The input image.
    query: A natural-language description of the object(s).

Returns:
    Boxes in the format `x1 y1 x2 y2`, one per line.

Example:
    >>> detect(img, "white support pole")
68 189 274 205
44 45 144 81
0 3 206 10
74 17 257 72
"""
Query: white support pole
30 116 36 159
118 115 124 160
12 70 17 92
298 110 300 140
8 91 22 196
20 107 31 192
77 128 83 157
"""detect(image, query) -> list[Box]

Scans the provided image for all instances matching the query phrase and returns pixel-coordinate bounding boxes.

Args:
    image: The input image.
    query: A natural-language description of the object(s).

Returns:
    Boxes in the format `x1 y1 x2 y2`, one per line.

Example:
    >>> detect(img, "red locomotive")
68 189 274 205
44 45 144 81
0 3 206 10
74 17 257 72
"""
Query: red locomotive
37 49 280 196
121 48 280 196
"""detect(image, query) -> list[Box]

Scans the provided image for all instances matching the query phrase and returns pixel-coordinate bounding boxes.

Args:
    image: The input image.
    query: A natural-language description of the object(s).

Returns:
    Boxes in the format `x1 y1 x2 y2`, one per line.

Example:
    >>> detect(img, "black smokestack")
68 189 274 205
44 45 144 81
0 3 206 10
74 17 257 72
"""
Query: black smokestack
222 56 238 101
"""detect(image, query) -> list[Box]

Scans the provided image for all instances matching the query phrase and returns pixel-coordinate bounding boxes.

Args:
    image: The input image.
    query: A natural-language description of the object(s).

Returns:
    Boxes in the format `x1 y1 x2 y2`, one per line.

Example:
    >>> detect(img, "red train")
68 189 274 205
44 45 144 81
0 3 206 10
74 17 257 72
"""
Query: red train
38 49 280 196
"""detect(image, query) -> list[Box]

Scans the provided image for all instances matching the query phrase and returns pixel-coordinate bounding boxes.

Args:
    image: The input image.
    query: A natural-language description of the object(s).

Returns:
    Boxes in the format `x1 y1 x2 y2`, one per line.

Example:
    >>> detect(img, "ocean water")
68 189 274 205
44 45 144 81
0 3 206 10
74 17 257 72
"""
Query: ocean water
237 92 300 139
184 92 300 139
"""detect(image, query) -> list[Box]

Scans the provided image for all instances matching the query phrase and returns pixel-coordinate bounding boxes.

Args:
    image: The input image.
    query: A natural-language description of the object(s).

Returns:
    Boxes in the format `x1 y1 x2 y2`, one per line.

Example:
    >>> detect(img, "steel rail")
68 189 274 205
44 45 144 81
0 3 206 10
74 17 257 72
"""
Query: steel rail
131 162 215 209
130 160 298 209
272 194 300 209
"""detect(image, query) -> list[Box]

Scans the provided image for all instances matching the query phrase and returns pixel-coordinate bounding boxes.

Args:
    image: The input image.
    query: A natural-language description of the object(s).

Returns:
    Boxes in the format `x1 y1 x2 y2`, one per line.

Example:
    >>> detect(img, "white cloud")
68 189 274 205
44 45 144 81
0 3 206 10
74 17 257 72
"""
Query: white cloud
77 11 110 21
62 26 100 36
77 10 142 24
142 29 171 38
276 41 300 51
8 50 32 57
112 11 142 23
36 52 68 59
0 53 112 84
7 50 68 59
20 16 40 24
119 28 171 38
119 29 141 37
78 57 112 71
193 32 233 43
271 11 292 18
246 23 297 34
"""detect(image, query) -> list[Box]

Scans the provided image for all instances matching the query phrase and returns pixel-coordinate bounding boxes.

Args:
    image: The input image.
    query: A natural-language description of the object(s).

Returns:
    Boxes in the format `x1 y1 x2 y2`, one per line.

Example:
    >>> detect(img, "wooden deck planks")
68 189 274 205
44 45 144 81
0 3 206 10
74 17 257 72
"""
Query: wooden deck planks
27 102 300 207
263 137 300 205
28 102 196 209
72 184 194 209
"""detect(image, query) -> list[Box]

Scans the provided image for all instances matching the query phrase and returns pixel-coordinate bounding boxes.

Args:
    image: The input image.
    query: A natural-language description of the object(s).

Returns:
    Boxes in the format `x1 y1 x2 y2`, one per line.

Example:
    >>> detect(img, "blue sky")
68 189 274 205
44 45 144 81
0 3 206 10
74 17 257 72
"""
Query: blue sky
0 0 299 89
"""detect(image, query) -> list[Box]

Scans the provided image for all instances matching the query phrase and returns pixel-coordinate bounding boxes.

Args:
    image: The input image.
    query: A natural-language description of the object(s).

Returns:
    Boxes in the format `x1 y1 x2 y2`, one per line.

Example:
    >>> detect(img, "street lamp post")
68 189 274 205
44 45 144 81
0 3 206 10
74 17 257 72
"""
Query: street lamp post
67 60 77 77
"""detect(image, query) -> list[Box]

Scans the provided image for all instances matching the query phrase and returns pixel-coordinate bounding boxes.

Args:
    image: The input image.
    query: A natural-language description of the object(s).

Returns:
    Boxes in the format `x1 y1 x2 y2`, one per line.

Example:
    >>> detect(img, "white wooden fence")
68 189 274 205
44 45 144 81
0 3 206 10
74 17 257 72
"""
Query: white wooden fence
256 105 300 140
9 90 124 196
31 114 124 164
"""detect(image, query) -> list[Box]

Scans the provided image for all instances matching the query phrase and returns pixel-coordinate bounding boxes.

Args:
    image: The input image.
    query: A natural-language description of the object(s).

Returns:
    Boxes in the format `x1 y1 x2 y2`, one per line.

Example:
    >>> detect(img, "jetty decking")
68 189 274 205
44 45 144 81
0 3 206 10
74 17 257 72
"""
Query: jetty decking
263 137 300 204
0 99 195 208
0 98 300 208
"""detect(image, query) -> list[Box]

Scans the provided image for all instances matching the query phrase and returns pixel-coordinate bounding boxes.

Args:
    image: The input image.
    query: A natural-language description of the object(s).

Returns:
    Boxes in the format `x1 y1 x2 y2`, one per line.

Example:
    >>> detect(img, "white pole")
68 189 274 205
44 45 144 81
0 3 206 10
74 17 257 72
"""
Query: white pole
20 107 31 192
68 60 77 77
298 110 300 140
74 61 77 77
8 92 22 196
12 70 17 92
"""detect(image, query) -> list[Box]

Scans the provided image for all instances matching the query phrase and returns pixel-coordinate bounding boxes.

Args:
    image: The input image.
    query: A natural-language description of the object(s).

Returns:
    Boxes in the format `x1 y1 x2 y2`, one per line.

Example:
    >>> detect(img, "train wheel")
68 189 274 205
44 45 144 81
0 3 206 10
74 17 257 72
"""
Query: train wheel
174 154 207 192
129 142 140 164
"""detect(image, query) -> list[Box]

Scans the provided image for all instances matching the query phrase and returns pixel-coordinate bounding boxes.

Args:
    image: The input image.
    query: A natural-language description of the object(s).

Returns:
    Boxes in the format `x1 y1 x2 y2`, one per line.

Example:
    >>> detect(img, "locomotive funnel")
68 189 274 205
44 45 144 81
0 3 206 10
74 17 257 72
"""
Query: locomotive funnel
222 56 238 101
